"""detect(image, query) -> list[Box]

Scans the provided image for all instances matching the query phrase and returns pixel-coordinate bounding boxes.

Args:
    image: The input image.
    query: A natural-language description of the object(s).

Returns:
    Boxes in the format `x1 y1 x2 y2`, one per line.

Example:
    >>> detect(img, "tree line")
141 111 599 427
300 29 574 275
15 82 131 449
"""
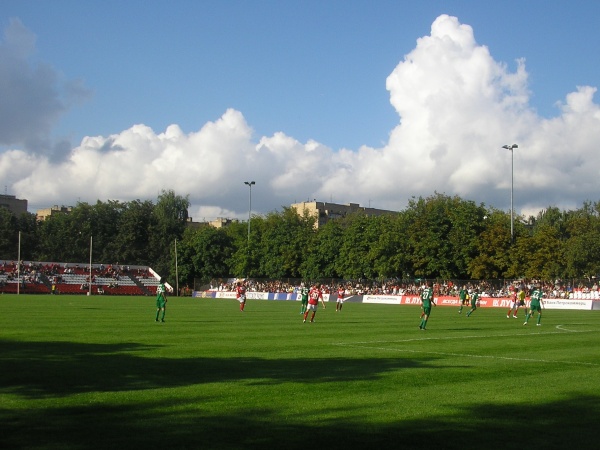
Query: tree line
2 191 600 287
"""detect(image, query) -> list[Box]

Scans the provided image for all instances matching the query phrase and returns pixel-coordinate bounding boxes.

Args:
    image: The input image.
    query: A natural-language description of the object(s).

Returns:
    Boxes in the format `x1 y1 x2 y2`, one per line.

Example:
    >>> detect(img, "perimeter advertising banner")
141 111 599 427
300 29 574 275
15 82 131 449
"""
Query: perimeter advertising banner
193 291 594 310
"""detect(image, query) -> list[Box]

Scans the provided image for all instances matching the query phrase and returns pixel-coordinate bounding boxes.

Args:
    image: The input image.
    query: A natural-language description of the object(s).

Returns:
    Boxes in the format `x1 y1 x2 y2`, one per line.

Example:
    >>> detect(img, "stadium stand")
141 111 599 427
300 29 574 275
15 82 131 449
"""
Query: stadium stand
0 260 160 296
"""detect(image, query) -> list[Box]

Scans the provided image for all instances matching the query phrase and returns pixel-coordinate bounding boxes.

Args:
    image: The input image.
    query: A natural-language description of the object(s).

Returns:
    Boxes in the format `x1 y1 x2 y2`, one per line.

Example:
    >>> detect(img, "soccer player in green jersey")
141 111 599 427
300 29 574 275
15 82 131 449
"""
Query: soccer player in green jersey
458 285 468 314
419 282 436 330
524 285 544 326
155 277 168 322
466 289 479 317
299 283 309 314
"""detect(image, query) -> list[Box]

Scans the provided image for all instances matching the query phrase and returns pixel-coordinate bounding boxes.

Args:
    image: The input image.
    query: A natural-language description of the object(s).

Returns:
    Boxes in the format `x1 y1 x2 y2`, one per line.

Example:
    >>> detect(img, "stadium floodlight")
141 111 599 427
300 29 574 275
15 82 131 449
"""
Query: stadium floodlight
244 181 255 243
502 144 519 242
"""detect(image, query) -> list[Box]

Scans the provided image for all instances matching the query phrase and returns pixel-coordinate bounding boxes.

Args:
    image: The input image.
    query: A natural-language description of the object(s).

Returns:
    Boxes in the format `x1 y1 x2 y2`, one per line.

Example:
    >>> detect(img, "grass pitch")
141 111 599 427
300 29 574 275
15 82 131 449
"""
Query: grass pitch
1 295 599 449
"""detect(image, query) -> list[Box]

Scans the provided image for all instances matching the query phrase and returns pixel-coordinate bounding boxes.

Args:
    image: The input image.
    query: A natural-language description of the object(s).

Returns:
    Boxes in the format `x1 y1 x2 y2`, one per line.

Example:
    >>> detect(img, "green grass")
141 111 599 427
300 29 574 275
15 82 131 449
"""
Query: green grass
1 295 599 449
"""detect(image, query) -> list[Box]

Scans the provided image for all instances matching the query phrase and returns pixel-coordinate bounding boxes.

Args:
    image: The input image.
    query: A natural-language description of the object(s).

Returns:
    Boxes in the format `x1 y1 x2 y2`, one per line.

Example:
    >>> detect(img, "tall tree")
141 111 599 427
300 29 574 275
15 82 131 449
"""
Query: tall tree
562 203 600 279
225 220 253 278
405 193 492 279
148 190 190 278
113 199 154 265
15 212 40 261
336 212 378 279
0 208 18 260
256 207 314 278
468 209 512 279
300 217 342 280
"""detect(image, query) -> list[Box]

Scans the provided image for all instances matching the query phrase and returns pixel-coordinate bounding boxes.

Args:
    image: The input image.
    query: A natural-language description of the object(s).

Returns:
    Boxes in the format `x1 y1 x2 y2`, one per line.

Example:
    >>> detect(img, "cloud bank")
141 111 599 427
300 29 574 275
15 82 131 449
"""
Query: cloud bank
1 15 599 221
0 18 91 157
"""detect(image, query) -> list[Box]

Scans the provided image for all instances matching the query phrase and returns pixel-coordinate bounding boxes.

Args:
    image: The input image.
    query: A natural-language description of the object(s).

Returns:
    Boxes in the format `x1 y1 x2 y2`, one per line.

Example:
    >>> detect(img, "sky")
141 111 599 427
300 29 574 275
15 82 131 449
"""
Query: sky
1 0 600 223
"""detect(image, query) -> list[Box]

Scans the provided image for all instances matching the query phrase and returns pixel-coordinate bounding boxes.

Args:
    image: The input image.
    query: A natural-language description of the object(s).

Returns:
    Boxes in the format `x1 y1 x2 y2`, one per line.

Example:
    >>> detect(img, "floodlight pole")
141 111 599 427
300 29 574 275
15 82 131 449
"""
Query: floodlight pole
244 181 255 243
243 181 255 278
175 238 179 296
17 231 21 295
89 235 93 296
502 144 519 242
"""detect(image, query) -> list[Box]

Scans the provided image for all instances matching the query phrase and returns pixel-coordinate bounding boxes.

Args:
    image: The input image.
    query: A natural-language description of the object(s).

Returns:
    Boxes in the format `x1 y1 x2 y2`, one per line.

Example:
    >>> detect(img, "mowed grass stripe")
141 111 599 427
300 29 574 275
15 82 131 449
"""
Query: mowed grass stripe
1 294 599 450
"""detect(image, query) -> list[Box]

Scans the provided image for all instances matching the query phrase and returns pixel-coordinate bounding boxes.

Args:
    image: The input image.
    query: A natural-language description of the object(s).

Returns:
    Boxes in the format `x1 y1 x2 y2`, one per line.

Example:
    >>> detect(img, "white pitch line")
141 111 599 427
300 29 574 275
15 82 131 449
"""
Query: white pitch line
555 324 591 332
332 326 599 367
333 343 600 367
333 328 595 346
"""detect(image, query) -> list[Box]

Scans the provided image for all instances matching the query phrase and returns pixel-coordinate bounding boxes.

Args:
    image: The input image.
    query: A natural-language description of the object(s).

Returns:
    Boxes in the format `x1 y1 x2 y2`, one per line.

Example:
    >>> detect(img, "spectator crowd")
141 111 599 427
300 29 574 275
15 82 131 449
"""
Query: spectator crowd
207 277 593 299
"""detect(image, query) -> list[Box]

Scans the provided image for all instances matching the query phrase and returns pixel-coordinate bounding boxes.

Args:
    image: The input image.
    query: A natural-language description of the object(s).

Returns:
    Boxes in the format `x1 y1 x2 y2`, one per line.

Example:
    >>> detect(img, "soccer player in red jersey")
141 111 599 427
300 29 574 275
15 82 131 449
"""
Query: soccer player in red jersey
236 280 247 312
336 285 345 312
303 284 324 323
507 289 518 318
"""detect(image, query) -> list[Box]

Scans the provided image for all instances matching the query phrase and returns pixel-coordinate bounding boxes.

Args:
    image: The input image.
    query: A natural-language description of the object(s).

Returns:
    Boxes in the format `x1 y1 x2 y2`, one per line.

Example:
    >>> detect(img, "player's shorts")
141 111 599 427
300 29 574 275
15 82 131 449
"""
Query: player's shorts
156 298 166 308
238 295 246 303
423 306 432 316
337 297 344 303
518 300 525 306
306 303 318 312
509 301 517 309
471 300 478 308
530 304 542 313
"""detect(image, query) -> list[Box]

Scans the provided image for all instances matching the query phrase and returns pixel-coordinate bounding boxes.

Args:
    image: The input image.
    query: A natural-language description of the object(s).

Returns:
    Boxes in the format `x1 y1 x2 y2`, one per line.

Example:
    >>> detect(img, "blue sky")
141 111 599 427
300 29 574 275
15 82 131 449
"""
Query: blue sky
2 0 600 221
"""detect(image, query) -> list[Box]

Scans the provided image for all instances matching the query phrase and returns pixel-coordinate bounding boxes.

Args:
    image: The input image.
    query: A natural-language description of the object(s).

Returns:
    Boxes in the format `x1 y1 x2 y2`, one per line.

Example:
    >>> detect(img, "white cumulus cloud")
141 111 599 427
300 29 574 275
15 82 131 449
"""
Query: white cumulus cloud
1 14 600 220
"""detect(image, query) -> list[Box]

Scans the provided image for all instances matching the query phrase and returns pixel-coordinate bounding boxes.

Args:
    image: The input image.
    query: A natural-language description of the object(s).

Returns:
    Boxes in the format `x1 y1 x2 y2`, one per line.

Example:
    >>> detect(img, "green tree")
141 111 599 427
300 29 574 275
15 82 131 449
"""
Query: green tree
0 208 18 259
15 212 40 261
562 203 600 278
300 218 342 280
404 194 492 279
225 220 253 277
148 190 190 278
381 213 413 279
256 207 315 278
38 210 81 261
177 225 234 287
468 209 512 278
113 199 154 265
364 214 407 279
507 225 563 279
336 212 377 279
88 200 123 263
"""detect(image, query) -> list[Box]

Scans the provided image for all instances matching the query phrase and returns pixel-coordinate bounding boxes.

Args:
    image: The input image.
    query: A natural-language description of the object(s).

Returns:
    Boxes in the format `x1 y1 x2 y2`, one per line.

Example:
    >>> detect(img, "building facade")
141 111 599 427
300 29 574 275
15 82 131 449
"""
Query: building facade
36 205 72 221
290 201 398 228
0 194 28 216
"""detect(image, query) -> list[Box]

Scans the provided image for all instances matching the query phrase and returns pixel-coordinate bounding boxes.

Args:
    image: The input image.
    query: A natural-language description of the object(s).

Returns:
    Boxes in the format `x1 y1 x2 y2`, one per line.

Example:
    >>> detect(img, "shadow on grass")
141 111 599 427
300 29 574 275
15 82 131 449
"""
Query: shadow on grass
1 339 598 449
1 393 597 449
0 339 436 398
